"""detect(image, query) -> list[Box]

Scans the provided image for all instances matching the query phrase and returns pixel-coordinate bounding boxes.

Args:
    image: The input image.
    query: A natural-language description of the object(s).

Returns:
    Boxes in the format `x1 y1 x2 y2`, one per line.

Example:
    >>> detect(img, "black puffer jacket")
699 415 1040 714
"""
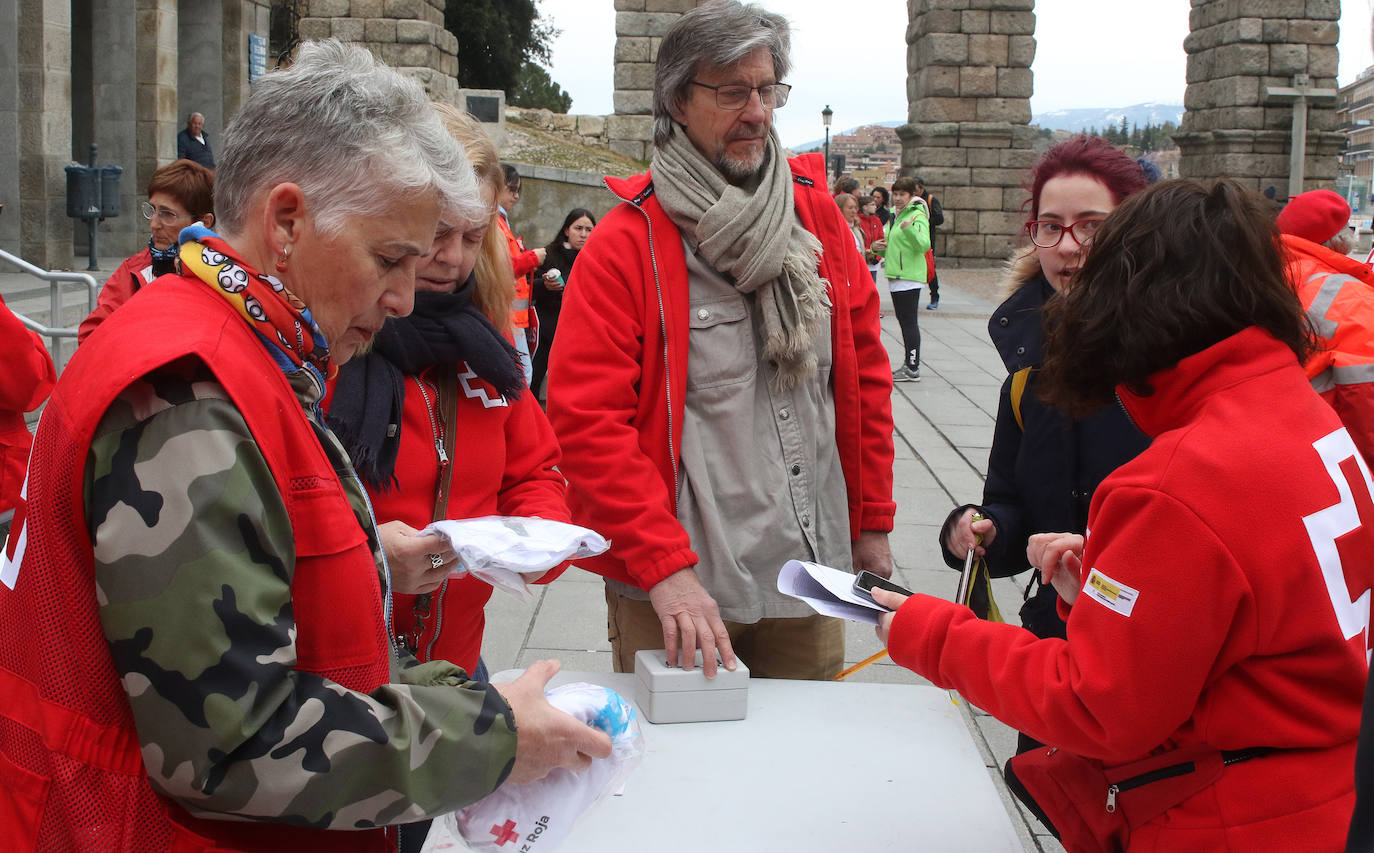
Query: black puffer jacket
939 253 1149 638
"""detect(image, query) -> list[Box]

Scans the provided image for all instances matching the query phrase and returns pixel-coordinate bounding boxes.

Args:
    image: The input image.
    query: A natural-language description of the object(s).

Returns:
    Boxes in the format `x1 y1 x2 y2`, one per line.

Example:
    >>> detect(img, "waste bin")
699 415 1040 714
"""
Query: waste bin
99 165 123 218
65 164 96 219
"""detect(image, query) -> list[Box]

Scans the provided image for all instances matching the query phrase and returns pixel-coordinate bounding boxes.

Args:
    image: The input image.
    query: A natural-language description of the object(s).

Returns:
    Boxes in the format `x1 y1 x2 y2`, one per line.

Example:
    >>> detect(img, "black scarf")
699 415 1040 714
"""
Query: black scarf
148 237 179 278
328 274 524 489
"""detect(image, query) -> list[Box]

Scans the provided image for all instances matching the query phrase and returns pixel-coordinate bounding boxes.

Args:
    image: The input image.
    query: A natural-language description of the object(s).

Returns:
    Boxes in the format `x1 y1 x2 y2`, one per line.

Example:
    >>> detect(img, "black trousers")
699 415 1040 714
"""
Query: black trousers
890 287 922 369
927 272 940 304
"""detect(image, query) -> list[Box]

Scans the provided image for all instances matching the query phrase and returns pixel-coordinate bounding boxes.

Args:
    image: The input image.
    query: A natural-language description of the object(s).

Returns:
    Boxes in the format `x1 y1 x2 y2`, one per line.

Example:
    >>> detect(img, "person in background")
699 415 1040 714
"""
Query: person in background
871 185 892 225
531 207 595 399
914 175 944 309
326 106 577 852
835 192 864 253
876 175 929 382
938 134 1150 755
857 195 885 283
880 178 1373 851
834 175 859 198
1275 189 1374 465
548 0 895 682
78 159 215 342
0 40 608 851
176 111 215 168
496 164 545 385
0 296 55 525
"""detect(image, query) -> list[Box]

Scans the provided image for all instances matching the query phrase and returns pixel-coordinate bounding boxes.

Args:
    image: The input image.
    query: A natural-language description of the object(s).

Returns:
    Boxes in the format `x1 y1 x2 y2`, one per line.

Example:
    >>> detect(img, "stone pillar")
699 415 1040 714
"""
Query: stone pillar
0 0 21 253
179 0 225 134
137 0 179 190
299 0 459 105
610 0 704 162
89 0 140 259
899 0 1036 266
17 0 73 267
222 1 273 123
1176 0 1343 198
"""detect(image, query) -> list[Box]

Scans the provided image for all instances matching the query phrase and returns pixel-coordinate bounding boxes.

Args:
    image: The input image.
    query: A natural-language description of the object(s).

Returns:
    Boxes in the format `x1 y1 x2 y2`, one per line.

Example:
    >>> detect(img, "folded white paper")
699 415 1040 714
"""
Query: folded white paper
776 560 889 625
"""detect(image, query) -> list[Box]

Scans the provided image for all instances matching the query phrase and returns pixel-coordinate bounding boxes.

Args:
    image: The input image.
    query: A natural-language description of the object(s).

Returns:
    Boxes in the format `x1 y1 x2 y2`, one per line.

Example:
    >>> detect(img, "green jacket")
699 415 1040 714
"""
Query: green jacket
879 200 931 283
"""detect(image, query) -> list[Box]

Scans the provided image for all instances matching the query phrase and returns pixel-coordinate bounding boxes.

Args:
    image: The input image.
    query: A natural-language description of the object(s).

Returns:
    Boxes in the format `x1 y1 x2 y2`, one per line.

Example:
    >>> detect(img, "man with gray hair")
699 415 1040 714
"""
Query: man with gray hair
177 111 215 168
548 0 895 680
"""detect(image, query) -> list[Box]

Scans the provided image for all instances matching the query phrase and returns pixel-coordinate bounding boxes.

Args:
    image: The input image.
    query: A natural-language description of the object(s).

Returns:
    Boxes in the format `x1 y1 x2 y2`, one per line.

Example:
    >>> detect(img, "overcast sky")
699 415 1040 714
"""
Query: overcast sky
538 0 1374 148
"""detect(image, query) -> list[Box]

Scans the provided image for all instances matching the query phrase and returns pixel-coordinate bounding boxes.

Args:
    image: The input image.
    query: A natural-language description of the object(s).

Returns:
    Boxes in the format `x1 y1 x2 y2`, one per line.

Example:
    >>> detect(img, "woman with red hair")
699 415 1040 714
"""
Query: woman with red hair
77 159 214 342
937 135 1152 706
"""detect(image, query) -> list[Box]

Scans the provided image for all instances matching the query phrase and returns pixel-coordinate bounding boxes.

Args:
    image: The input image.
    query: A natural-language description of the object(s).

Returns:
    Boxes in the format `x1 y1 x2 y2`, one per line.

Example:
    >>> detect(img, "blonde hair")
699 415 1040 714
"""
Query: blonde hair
433 102 515 331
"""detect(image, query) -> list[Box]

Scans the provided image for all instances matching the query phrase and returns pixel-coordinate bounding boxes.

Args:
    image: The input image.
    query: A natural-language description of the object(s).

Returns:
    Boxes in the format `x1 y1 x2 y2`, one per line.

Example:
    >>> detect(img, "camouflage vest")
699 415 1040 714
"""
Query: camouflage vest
0 274 394 852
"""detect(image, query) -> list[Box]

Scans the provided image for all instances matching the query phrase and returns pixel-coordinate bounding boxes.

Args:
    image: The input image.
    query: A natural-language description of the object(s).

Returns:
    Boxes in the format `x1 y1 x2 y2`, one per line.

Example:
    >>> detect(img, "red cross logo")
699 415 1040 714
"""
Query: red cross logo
490 819 520 846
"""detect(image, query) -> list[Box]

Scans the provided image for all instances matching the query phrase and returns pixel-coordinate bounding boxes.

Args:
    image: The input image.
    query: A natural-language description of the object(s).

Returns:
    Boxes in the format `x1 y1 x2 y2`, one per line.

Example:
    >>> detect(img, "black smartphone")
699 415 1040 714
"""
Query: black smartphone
853 570 913 605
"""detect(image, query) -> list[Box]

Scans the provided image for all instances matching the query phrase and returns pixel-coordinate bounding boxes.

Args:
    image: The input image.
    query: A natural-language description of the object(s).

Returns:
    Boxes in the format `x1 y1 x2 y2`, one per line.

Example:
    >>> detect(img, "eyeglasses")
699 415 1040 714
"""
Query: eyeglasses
1025 218 1105 249
689 81 791 110
141 201 193 223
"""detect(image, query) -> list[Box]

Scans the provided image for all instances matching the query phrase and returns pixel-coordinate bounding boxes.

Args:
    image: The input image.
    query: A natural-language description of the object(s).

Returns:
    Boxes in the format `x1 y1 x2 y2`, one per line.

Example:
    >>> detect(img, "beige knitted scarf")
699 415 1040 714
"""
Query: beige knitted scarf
651 128 829 391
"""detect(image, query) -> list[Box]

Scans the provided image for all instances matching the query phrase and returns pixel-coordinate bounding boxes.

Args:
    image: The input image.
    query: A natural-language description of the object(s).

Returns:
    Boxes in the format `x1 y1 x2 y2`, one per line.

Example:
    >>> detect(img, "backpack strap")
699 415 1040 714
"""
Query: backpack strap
1010 366 1032 431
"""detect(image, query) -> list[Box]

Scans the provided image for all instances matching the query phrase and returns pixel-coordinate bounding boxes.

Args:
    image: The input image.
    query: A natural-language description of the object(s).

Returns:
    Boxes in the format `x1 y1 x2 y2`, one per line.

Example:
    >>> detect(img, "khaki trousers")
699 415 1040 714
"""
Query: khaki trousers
604 586 845 680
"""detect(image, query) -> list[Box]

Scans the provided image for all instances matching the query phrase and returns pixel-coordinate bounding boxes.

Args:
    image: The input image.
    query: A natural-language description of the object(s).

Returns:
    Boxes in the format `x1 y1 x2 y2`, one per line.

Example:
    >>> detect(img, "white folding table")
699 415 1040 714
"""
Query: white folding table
442 670 1024 852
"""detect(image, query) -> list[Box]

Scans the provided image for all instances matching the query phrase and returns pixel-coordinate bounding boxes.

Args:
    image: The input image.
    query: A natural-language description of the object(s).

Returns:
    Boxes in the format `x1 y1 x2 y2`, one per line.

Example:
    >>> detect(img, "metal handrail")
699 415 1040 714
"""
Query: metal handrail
0 246 97 367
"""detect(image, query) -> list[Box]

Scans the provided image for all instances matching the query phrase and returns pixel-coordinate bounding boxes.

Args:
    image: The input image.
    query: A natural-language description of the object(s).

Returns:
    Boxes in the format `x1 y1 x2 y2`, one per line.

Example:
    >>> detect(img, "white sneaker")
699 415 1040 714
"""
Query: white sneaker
892 366 921 383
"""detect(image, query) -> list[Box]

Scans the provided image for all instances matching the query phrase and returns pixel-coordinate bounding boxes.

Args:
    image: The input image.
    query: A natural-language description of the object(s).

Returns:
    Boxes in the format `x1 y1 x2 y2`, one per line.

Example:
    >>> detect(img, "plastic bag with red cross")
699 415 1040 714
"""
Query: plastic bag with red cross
424 681 644 853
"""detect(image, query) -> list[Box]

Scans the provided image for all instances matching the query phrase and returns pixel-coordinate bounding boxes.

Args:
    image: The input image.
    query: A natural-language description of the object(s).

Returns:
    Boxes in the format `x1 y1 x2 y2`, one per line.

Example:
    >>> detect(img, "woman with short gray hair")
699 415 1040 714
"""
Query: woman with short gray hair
0 38 608 851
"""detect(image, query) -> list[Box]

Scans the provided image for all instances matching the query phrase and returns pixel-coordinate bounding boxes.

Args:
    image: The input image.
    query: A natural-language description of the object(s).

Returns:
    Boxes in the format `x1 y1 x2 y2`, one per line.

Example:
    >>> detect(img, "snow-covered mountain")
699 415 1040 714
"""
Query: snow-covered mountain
786 105 1185 150
1032 103 1184 133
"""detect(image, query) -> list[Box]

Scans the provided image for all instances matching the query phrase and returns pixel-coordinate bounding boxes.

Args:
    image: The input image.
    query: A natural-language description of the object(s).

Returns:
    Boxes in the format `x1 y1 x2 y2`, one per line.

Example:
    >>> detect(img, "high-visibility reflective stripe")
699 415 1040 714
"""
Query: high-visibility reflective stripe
511 298 531 311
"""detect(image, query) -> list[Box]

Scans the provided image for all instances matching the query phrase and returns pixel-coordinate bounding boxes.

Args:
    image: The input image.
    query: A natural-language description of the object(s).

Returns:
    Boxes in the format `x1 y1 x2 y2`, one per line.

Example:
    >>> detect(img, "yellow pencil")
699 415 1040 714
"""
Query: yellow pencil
834 649 889 680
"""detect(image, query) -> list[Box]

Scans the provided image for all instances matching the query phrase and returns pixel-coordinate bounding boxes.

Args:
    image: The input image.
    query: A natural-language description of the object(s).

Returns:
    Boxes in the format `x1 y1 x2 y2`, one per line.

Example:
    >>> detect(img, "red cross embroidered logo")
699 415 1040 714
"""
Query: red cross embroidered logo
458 363 509 409
490 819 521 846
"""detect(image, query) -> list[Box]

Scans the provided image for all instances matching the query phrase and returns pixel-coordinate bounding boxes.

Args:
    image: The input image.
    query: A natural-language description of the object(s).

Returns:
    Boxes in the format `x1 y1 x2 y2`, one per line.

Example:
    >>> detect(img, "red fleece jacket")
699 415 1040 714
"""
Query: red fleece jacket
888 328 1373 851
546 153 895 590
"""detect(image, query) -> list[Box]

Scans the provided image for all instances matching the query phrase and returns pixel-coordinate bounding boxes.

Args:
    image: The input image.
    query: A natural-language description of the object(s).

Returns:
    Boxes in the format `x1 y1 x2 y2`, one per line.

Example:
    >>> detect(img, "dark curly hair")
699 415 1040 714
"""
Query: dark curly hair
1038 179 1315 418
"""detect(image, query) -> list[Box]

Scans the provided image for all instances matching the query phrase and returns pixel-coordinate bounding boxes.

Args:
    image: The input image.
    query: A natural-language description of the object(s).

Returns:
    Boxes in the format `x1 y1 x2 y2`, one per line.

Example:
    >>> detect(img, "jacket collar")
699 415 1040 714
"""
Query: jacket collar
604 151 827 208
1281 233 1374 283
1117 327 1298 438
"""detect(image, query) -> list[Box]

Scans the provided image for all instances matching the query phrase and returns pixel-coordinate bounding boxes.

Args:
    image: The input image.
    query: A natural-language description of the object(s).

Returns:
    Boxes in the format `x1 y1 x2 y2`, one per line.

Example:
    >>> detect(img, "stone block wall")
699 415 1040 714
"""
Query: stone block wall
507 106 615 152
610 0 707 160
300 0 459 104
900 0 1036 266
505 163 622 249
1176 0 1343 197
16 0 74 267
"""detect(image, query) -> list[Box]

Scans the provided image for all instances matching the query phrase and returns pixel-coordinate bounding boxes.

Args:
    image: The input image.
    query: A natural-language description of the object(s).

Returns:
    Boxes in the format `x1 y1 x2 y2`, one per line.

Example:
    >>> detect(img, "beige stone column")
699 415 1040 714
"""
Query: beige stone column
1176 0 1343 197
609 0 706 161
221 1 273 124
299 0 459 105
136 0 179 194
899 0 1036 266
17 0 72 266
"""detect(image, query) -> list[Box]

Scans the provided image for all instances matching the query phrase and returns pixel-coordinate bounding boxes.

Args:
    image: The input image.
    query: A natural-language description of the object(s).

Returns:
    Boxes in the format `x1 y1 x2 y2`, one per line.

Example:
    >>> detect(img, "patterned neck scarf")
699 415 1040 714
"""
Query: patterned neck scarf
177 224 335 379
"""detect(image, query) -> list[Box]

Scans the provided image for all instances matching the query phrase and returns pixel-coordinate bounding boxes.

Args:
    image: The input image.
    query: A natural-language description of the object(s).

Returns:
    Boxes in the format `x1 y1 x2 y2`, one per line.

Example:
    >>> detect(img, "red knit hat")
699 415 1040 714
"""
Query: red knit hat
1277 189 1350 244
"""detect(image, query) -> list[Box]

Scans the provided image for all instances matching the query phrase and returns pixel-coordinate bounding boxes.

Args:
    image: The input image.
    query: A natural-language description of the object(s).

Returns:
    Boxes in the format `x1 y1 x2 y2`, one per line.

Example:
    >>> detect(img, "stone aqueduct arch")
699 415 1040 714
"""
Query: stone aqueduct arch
614 0 1344 266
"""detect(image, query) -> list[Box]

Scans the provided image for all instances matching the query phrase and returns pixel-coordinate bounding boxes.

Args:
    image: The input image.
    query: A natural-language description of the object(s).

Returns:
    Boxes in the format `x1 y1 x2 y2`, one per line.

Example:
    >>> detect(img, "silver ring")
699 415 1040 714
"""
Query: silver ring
428 553 444 570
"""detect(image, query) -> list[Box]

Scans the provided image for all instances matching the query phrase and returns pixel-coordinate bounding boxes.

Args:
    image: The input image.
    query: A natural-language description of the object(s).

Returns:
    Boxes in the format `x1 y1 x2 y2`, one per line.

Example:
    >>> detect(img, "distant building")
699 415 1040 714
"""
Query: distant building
829 125 902 181
1338 67 1374 212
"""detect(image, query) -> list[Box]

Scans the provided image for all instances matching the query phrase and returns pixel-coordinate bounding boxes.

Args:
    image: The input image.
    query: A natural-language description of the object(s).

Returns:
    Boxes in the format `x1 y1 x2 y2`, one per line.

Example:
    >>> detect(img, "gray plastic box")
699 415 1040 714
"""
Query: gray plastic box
632 649 749 724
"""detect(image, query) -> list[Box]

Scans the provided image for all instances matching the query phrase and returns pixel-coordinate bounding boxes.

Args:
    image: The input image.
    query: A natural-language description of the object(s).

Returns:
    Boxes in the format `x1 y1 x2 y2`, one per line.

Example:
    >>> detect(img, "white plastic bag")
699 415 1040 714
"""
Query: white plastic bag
423 517 609 602
435 682 644 853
